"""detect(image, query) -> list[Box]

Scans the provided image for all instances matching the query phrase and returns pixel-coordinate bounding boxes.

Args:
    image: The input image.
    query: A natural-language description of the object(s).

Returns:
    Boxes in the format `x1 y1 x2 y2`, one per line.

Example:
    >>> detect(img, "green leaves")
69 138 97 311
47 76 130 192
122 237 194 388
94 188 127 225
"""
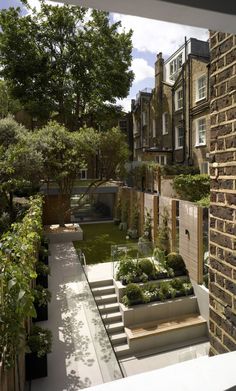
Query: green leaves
0 4 133 128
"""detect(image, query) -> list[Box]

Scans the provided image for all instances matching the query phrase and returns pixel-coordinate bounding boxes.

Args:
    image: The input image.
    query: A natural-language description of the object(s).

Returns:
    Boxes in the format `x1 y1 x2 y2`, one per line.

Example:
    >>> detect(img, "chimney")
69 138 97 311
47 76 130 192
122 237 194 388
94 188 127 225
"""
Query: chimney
155 52 164 89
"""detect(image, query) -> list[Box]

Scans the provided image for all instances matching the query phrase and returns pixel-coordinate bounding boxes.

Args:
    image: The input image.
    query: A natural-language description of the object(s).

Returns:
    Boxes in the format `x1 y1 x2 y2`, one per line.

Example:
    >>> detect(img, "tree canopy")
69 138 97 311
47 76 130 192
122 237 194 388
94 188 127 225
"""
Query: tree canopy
0 2 134 129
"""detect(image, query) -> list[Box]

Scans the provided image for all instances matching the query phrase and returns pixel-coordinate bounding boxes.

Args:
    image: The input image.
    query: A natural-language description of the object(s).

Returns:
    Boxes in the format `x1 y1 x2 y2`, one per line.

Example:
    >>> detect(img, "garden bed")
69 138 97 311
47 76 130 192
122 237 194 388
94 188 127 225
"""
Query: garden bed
119 295 198 327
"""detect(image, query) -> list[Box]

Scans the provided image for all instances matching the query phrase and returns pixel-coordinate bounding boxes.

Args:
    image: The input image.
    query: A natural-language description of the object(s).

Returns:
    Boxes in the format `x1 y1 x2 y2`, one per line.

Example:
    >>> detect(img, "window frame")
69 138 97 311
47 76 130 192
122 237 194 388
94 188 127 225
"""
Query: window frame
195 116 207 146
80 168 88 180
175 126 184 150
162 112 168 135
196 74 207 102
175 87 183 111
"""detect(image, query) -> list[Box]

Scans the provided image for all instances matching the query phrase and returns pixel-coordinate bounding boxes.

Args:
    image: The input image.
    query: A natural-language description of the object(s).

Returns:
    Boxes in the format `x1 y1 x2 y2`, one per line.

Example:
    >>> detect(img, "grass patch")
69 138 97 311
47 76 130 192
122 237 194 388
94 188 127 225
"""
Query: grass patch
74 223 137 264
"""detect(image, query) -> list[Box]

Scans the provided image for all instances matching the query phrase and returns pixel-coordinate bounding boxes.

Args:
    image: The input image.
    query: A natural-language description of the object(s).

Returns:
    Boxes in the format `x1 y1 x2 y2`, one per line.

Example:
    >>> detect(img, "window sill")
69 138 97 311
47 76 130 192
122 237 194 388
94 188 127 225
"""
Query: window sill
195 97 206 103
162 131 169 135
175 107 183 112
195 143 206 148
175 146 183 150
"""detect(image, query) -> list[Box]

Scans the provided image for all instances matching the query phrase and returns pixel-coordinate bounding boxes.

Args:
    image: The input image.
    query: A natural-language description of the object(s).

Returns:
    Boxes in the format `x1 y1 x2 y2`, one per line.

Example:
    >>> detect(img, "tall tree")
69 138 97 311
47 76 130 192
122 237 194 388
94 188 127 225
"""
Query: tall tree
0 2 134 129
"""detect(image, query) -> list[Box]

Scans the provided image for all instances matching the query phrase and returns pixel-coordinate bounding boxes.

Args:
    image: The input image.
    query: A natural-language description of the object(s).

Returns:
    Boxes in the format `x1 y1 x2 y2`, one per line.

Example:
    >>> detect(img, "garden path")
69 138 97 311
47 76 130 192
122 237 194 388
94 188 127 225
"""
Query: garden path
31 242 122 391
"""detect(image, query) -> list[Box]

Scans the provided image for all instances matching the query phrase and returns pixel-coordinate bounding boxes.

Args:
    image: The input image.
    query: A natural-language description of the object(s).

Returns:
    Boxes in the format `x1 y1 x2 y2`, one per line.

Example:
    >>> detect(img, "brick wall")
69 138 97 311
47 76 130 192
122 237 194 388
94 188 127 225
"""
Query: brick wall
209 31 236 355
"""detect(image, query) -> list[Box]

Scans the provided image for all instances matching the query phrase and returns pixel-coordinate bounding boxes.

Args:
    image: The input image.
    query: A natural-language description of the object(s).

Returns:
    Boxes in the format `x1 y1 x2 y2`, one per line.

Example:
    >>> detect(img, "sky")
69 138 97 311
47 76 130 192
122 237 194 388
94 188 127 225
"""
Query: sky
1 0 209 112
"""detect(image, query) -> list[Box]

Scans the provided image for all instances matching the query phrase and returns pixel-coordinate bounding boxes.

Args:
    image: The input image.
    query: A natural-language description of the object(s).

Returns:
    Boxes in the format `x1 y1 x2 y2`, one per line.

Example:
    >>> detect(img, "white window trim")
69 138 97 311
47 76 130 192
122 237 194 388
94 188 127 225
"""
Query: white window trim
195 74 207 103
175 126 184 150
195 116 207 147
175 87 183 111
80 168 88 180
155 155 167 165
162 112 168 135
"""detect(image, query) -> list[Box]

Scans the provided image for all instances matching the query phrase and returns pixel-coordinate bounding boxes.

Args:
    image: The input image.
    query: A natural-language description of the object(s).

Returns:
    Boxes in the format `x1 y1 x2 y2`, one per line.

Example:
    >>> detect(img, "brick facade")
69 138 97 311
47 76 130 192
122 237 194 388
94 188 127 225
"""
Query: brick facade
209 32 236 355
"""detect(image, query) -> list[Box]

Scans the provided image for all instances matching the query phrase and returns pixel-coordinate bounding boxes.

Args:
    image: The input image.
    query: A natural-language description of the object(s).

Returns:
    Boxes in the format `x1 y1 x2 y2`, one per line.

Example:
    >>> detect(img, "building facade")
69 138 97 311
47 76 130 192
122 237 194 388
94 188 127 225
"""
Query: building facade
132 38 211 173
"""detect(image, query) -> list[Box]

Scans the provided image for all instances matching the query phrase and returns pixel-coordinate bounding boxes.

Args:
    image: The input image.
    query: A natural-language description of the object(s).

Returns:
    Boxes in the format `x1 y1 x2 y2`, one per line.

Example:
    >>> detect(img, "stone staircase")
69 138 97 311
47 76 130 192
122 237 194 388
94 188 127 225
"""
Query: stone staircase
90 279 130 358
90 279 209 359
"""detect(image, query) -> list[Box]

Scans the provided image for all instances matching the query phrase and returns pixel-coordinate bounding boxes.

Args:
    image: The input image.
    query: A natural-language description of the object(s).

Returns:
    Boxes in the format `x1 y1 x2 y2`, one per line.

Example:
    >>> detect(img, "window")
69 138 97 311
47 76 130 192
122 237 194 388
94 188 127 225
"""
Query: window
196 117 206 146
170 53 183 76
142 111 147 126
152 119 156 137
80 169 88 180
196 75 207 101
175 88 183 110
155 155 167 165
162 112 168 135
175 126 184 149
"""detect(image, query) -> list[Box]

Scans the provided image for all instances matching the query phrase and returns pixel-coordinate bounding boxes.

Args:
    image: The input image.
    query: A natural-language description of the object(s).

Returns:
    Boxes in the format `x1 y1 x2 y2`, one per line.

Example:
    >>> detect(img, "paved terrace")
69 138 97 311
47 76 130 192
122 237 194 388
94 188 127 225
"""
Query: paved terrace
31 242 122 391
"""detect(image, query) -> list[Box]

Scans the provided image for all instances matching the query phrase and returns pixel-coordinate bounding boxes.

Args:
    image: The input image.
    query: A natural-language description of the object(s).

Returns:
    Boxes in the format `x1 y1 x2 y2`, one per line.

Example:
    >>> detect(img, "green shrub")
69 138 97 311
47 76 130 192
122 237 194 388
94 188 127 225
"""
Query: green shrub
116 257 137 281
173 174 210 202
36 261 50 276
124 283 144 305
197 195 210 207
160 165 199 176
33 285 51 307
171 278 184 291
166 252 187 275
27 326 52 358
138 258 153 276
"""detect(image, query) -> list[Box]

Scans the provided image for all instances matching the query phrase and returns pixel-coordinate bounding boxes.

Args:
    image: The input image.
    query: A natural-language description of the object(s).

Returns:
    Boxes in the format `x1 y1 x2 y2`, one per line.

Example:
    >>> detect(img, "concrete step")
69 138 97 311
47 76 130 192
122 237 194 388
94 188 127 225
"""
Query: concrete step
102 312 122 324
90 279 114 289
95 293 117 305
125 314 208 354
106 321 124 335
114 343 130 358
110 332 127 346
92 285 115 296
99 302 120 315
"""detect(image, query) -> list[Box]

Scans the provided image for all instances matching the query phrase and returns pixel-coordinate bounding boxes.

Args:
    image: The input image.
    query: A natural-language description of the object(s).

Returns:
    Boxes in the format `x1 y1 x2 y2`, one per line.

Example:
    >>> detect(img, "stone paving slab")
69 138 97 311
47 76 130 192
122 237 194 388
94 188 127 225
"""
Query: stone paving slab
31 242 122 391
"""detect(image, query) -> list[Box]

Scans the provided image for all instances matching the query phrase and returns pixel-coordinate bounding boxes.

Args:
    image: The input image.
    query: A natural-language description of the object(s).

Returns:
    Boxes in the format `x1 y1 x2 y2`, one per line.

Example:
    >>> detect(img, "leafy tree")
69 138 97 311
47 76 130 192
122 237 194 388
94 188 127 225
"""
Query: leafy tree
0 2 134 129
0 117 42 221
0 80 22 119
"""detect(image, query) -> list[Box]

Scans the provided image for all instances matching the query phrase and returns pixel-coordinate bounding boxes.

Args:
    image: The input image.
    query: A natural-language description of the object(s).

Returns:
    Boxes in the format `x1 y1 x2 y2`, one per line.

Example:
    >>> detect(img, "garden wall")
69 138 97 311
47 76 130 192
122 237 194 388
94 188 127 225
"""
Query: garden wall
179 200 204 284
118 187 207 284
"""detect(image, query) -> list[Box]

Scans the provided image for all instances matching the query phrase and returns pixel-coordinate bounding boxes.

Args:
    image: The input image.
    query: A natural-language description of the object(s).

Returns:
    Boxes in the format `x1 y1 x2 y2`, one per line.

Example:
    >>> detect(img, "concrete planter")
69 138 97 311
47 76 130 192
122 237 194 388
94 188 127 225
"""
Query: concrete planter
45 224 83 243
119 295 199 327
113 275 187 302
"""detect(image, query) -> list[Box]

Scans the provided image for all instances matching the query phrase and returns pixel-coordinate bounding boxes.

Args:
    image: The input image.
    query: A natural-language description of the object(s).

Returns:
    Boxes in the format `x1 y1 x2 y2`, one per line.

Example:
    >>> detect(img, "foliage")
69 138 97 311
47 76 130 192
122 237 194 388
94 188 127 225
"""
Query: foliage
0 196 43 369
122 278 193 307
166 252 187 275
173 174 210 202
27 326 52 358
0 117 43 220
0 80 22 119
138 258 153 275
160 165 199 176
116 256 137 281
121 200 129 224
130 202 139 231
0 4 134 129
123 283 144 306
143 210 152 241
33 285 51 307
197 195 210 208
156 207 170 254
35 261 50 277
203 274 209 289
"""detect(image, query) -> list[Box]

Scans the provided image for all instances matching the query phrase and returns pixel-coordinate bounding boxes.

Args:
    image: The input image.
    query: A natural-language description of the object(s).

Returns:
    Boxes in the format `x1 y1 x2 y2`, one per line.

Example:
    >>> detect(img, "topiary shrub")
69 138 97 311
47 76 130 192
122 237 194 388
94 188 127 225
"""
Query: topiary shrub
173 174 210 202
166 252 187 276
138 258 153 276
124 283 144 306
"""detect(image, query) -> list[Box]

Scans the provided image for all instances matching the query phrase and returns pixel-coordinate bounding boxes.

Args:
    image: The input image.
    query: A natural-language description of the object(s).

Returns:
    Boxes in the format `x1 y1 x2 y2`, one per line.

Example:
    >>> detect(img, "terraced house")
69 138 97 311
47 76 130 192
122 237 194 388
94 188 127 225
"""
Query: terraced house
132 38 210 174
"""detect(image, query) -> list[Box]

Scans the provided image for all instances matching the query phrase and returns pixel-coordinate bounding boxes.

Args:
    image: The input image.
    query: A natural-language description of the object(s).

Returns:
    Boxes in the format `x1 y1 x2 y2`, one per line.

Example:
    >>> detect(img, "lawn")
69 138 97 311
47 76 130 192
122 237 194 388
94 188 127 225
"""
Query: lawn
74 222 137 264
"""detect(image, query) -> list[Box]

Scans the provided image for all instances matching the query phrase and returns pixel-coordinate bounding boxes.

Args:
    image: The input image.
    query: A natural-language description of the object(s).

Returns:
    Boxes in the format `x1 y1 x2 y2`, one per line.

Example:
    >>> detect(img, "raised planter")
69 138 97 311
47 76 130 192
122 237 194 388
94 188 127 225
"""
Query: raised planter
119 295 199 327
25 353 47 380
114 275 187 302
33 305 48 322
36 274 48 288
45 224 83 243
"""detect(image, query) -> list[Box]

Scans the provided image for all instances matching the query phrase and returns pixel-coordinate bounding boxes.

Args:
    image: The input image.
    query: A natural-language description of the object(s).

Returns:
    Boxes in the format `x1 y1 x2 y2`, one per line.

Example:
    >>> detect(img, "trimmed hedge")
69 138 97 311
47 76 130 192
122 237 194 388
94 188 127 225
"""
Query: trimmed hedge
172 174 210 202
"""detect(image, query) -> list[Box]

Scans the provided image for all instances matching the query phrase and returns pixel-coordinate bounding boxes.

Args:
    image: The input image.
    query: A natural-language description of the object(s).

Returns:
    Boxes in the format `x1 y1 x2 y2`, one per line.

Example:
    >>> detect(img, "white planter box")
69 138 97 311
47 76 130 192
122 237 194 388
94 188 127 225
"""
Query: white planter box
120 295 199 327
45 224 83 243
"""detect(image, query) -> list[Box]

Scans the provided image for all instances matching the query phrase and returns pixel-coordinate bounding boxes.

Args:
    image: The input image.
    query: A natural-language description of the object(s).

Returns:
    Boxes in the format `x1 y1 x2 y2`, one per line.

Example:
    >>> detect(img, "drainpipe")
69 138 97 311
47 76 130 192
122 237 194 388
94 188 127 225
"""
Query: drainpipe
188 54 192 165
171 87 175 164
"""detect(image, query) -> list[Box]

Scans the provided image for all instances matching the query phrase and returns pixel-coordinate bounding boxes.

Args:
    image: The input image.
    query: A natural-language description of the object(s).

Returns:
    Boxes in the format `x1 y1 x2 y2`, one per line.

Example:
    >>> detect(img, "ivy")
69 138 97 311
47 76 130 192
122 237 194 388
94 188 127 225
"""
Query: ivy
0 196 43 370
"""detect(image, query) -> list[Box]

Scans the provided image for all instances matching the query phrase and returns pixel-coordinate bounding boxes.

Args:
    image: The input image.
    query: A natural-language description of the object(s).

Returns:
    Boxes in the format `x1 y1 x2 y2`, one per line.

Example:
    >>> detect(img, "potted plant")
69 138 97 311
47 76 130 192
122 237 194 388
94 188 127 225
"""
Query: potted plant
33 285 51 322
25 325 52 379
36 261 50 288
